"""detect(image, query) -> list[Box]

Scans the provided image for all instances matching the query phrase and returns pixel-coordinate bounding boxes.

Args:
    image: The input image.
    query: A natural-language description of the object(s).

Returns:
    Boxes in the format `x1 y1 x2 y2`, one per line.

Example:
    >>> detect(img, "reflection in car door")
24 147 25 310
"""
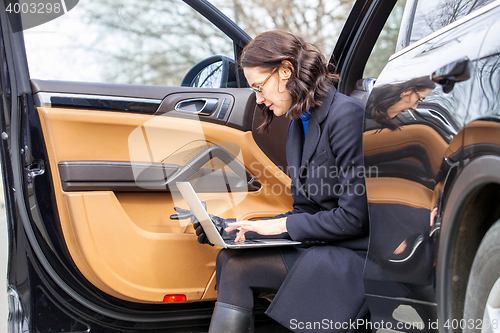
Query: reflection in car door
363 3 499 331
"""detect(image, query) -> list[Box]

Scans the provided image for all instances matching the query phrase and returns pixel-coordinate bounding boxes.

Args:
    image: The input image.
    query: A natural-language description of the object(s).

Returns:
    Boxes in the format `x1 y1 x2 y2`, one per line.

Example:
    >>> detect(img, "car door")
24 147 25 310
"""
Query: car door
0 0 296 331
362 1 499 331
0 0 411 331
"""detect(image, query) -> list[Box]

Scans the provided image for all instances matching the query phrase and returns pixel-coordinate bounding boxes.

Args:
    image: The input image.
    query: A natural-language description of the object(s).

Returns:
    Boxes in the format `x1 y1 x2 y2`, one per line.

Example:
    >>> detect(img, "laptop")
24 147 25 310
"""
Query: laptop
176 182 301 249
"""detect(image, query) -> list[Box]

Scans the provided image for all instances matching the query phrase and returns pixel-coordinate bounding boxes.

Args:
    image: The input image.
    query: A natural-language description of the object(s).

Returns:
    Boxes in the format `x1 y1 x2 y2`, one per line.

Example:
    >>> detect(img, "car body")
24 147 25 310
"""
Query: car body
0 0 499 332
362 1 500 332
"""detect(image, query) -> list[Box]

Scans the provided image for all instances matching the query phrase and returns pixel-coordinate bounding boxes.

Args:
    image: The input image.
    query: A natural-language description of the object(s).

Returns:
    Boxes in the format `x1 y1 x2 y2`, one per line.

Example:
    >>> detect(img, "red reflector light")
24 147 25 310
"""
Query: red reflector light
163 294 187 303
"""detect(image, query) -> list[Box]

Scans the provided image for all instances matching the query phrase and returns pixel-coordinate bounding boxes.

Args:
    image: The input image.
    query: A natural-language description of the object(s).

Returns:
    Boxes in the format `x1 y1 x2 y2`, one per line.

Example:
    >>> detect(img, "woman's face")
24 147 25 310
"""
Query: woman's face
243 66 293 117
386 88 433 118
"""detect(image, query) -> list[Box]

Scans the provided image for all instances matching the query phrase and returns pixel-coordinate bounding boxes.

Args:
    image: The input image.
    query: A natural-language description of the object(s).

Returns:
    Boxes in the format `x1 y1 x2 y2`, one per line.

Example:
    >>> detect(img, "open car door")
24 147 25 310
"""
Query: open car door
0 0 294 331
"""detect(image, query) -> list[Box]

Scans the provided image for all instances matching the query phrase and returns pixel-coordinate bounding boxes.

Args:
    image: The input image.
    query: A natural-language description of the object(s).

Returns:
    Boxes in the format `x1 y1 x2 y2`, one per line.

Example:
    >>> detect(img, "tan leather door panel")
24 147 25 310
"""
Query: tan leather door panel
38 106 292 303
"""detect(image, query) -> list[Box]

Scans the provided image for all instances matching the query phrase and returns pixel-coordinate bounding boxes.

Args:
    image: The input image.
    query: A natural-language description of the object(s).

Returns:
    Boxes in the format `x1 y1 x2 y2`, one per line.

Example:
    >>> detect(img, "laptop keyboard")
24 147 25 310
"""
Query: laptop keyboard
225 239 263 245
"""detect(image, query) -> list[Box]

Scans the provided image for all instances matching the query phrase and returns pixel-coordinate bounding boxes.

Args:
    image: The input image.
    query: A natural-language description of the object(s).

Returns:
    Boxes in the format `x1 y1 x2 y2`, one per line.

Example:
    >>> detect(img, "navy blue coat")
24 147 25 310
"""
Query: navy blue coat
264 86 370 332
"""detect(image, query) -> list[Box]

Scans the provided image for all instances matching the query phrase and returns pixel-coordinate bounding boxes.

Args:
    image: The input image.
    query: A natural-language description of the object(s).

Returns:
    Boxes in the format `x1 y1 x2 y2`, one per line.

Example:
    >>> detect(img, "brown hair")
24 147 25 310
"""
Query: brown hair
239 30 339 132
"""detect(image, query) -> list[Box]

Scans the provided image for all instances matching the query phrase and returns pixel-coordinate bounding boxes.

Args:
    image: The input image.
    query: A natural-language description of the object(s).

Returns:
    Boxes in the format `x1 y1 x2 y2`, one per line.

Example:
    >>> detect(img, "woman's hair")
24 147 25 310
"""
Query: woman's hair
366 76 436 131
239 30 339 132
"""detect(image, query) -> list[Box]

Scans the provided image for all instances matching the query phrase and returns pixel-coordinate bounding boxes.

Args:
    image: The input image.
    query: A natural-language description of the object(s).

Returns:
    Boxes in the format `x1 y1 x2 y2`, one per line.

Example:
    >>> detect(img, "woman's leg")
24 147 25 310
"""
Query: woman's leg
208 248 289 333
215 247 289 309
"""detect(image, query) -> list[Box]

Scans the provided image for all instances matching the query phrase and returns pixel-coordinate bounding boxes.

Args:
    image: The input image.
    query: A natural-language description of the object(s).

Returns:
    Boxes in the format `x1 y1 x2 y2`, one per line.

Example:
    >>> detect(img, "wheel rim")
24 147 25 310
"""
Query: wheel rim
483 277 500 333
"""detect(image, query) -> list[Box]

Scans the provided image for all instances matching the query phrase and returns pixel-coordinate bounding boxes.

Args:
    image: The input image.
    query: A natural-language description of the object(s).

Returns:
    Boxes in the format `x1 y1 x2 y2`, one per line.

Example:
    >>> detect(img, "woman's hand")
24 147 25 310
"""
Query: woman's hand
225 217 288 242
430 207 438 227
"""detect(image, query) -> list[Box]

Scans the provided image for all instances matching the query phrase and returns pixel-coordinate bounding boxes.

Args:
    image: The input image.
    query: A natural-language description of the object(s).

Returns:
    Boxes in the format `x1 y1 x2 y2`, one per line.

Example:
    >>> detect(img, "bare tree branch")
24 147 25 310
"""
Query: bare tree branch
78 0 355 85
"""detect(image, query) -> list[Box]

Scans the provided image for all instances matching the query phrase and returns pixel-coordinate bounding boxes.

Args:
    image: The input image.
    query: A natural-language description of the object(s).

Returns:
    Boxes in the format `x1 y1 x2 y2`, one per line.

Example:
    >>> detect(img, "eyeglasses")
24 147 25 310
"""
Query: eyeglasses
413 89 425 103
250 67 277 93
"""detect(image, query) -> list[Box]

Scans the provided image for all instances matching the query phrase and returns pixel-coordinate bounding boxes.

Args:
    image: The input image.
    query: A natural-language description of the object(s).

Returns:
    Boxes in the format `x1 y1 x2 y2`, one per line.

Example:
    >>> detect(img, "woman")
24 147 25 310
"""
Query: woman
366 76 435 130
196 30 369 333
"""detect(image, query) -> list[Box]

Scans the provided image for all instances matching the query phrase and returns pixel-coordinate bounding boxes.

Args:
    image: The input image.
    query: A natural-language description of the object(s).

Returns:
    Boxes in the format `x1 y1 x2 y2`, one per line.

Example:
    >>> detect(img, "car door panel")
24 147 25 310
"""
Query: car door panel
36 83 293 303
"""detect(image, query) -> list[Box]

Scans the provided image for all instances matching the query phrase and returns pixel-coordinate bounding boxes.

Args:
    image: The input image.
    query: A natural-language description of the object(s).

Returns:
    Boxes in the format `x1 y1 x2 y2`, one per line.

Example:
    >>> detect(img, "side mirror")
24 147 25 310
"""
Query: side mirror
181 55 236 88
431 57 471 94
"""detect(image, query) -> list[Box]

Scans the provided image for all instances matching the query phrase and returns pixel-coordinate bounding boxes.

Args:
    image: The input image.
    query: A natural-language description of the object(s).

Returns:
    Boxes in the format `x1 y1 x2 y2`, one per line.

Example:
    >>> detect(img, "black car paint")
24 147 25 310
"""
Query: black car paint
363 2 500 332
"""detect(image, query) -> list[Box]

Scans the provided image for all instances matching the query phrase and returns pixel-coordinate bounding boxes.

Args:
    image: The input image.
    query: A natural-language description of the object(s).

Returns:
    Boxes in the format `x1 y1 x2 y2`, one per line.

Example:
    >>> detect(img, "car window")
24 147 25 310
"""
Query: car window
211 0 356 56
409 0 495 45
363 0 407 78
23 0 234 86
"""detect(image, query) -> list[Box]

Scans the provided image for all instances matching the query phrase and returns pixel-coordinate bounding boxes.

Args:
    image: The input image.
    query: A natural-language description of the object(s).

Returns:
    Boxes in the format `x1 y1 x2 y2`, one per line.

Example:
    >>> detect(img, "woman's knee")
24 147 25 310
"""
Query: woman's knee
216 249 234 264
216 249 238 272
216 249 241 285
219 253 254 280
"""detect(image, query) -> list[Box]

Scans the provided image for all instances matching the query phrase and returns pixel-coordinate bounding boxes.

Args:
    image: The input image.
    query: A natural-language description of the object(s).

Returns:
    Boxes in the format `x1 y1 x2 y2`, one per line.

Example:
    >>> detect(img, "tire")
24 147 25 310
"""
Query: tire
463 219 500 333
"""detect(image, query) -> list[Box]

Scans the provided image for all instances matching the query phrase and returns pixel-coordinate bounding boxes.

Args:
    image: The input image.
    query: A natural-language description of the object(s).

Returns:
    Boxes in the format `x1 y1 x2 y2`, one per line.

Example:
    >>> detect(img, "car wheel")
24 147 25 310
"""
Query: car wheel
464 219 500 333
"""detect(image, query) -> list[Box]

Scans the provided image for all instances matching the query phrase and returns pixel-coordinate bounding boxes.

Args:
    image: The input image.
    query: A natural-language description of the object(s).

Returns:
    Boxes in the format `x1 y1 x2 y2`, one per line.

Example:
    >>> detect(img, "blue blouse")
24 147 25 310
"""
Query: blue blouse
299 110 310 140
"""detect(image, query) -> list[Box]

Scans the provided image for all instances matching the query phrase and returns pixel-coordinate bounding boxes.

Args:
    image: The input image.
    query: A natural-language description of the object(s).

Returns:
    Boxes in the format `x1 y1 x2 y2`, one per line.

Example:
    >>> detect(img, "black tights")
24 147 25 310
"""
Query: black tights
215 248 289 310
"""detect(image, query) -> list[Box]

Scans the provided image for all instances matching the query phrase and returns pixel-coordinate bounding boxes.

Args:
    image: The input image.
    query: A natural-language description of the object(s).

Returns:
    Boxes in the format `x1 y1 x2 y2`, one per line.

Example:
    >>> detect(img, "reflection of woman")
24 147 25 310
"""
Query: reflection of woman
367 76 435 130
195 30 369 332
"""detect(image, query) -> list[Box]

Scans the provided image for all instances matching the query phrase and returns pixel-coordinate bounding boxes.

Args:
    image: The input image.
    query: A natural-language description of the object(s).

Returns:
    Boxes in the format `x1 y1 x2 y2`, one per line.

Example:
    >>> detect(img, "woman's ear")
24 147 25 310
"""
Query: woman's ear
400 89 413 101
279 60 294 80
400 89 412 97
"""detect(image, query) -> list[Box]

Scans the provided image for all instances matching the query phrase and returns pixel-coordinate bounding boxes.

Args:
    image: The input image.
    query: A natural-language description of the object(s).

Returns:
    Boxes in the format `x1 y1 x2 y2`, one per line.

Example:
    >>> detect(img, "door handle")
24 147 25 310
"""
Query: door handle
174 98 219 116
